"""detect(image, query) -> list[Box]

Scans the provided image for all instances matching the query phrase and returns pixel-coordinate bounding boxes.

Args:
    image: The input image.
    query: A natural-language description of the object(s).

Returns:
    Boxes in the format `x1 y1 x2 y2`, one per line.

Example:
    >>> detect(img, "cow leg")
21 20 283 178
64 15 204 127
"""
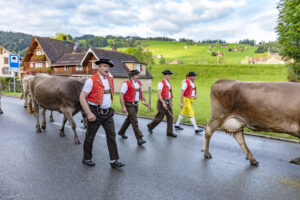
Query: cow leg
34 102 42 133
41 108 47 130
49 111 54 122
59 116 67 137
62 110 80 144
24 90 29 108
233 131 259 166
203 119 221 159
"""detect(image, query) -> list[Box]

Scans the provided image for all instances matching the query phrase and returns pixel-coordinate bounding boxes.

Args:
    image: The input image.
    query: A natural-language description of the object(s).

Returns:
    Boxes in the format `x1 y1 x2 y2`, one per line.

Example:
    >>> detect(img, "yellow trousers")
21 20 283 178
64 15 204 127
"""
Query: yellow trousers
181 96 195 117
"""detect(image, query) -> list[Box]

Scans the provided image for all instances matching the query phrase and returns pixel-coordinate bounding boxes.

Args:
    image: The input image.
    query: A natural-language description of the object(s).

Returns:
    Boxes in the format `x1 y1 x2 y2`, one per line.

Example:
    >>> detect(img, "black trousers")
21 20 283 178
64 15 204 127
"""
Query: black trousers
83 106 119 161
118 101 143 139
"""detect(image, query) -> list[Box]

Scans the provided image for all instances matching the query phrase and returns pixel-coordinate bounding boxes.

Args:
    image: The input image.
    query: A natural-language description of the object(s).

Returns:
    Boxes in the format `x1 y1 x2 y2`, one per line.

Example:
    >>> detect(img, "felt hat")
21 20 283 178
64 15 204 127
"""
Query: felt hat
95 59 114 67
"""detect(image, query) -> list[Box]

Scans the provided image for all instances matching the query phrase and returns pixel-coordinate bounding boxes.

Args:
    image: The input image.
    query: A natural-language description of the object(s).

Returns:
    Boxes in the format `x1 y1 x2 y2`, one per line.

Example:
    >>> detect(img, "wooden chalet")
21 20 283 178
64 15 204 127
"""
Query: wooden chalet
22 36 153 90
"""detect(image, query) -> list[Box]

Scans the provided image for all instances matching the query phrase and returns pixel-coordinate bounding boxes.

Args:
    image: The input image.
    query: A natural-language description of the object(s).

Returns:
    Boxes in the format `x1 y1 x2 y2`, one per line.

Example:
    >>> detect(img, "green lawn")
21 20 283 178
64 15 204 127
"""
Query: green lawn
112 63 298 141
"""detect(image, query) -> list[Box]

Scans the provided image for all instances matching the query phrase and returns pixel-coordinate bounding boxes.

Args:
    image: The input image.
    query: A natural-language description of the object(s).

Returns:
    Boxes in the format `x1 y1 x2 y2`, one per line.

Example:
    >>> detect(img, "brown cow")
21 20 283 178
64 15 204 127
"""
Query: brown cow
29 76 84 144
203 79 300 165
21 74 54 122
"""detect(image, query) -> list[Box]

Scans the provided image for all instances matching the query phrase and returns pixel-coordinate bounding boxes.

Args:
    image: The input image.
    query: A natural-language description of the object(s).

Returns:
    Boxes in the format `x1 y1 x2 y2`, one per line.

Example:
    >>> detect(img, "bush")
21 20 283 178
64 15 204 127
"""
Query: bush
211 52 217 56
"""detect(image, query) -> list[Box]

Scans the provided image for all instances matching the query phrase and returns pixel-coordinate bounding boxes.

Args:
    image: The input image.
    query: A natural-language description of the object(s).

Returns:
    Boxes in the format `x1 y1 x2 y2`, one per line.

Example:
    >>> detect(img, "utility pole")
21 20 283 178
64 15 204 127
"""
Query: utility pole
217 50 219 64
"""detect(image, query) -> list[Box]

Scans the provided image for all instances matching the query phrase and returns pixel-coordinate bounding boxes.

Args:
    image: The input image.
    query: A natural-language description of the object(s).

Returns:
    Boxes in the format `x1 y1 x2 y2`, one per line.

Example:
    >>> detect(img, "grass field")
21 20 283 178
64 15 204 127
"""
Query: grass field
111 63 299 140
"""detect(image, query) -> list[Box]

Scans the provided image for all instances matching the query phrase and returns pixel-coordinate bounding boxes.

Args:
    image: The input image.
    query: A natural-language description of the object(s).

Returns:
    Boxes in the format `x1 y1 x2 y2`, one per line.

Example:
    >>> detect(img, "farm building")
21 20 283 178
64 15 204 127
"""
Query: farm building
22 36 153 90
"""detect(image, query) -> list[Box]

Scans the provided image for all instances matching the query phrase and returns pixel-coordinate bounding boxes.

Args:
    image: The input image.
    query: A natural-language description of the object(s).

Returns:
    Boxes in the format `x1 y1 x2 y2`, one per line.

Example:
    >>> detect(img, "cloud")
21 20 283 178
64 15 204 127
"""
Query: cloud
0 0 279 42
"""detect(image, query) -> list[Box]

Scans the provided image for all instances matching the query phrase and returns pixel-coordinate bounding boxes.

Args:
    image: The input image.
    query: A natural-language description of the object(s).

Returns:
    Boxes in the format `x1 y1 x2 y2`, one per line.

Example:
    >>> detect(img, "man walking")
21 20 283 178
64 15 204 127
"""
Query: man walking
147 70 177 137
118 70 149 145
80 59 125 168
175 72 202 134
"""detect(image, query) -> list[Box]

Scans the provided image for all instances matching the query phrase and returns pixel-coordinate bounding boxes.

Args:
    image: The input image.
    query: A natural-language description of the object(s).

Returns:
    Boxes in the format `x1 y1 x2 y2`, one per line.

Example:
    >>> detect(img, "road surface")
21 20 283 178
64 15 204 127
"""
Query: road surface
0 96 299 200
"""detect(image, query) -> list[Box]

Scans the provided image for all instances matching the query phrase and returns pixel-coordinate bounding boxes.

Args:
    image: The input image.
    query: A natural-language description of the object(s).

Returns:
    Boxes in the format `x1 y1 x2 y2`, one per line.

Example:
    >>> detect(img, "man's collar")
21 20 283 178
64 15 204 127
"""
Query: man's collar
98 73 107 79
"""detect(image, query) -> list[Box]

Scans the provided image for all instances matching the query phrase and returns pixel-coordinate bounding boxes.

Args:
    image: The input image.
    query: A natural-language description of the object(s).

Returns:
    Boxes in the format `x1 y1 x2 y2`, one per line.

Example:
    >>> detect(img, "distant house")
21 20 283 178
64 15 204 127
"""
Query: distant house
0 45 13 77
207 49 214 52
240 46 246 50
184 46 188 49
248 55 285 64
167 60 184 64
153 54 162 59
208 45 215 48
220 44 228 48
22 36 153 90
216 52 223 56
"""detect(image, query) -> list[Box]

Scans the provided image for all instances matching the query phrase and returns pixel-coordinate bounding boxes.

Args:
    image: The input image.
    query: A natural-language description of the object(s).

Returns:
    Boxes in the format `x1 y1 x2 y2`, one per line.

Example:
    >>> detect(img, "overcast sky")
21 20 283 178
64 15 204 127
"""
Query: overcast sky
0 0 279 42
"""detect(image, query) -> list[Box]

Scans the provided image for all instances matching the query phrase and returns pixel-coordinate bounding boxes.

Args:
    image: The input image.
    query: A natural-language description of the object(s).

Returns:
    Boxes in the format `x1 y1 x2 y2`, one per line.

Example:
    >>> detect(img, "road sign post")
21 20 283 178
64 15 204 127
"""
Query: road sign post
9 54 20 93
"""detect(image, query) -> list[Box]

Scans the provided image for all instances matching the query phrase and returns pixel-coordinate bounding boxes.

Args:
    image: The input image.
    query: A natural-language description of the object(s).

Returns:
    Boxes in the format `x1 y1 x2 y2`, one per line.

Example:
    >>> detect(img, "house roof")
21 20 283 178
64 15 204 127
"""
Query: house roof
84 47 152 79
24 36 83 63
51 53 85 66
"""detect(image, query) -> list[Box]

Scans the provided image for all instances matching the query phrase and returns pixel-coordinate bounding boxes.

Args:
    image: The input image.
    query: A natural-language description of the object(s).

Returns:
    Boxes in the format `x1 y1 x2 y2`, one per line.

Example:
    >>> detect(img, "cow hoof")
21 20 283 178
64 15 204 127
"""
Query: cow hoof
74 140 81 145
42 125 46 130
289 157 300 165
59 132 65 137
36 128 42 133
0 111 3 114
204 153 212 159
250 160 259 166
49 119 54 122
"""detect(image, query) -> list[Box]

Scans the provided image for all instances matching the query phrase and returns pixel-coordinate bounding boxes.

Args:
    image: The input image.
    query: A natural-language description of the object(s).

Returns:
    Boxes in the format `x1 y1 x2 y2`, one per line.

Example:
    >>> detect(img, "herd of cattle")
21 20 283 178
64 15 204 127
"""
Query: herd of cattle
0 74 299 165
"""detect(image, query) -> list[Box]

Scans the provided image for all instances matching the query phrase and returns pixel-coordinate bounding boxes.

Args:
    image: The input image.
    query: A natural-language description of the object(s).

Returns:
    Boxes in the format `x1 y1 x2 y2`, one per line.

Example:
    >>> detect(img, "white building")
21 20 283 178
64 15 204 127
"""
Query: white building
0 45 15 77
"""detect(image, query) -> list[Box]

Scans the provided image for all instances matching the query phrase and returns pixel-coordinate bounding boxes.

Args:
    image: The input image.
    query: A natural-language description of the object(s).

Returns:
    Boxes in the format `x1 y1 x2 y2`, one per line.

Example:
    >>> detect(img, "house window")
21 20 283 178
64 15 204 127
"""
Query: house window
3 67 9 74
92 62 97 69
36 63 42 68
36 50 43 56
4 57 8 64
45 62 49 68
30 63 33 68
64 66 69 71
76 65 83 71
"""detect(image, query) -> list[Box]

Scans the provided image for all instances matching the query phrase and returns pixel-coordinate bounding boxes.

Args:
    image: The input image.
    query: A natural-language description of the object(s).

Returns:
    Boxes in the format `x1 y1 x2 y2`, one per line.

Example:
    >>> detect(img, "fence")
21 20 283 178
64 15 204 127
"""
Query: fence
1 81 23 92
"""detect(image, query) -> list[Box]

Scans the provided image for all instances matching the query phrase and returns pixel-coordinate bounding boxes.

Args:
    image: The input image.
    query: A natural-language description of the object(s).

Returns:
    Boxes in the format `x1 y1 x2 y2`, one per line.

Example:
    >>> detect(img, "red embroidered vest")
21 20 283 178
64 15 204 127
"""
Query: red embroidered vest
161 80 173 99
87 73 114 106
183 79 196 98
123 79 143 102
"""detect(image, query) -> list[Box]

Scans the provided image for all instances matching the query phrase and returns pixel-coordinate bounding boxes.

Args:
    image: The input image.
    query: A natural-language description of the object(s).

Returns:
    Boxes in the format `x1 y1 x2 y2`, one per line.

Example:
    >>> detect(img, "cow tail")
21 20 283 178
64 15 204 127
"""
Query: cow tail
27 99 34 114
20 91 24 99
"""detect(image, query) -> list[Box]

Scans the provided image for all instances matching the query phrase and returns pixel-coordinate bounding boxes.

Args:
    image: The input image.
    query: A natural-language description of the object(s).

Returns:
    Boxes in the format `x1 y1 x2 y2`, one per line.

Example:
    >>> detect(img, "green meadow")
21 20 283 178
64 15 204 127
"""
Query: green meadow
111 63 299 140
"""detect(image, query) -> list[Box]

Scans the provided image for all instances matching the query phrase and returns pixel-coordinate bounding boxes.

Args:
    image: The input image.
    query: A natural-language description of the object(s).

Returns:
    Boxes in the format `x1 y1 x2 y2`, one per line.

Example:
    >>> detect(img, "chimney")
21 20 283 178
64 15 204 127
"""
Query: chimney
112 45 117 51
63 36 68 46
72 42 79 54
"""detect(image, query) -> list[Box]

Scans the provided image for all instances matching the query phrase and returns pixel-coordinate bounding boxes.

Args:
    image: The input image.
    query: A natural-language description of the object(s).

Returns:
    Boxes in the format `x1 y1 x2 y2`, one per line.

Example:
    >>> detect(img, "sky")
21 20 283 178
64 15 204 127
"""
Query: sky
0 0 279 42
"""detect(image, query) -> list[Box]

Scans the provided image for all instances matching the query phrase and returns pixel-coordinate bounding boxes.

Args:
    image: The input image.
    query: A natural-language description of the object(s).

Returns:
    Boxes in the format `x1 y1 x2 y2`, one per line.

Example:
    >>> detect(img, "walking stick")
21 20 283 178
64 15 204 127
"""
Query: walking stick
142 103 153 112
165 107 175 120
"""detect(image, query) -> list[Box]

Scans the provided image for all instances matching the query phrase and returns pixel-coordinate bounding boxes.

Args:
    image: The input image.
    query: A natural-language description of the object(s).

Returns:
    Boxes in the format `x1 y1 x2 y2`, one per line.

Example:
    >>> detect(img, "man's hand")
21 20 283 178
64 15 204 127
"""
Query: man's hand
162 102 168 110
194 94 198 100
170 101 174 107
122 107 127 113
180 103 183 108
144 102 149 107
87 112 96 122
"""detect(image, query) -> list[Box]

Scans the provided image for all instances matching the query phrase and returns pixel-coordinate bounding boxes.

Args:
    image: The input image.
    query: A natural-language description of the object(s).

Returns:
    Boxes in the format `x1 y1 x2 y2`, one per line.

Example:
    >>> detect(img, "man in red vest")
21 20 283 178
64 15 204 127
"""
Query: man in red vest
118 70 149 145
147 70 177 137
80 59 125 168
175 72 203 134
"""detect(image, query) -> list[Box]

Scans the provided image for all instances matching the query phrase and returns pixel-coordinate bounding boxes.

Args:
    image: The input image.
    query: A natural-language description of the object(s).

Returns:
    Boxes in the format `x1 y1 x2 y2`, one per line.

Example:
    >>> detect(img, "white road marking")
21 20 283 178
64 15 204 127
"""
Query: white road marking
52 122 106 138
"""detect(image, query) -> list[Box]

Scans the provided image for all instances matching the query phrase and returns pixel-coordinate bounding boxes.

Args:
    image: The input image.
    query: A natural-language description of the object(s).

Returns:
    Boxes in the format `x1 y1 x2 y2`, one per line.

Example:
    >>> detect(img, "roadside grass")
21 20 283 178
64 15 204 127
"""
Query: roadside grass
1 91 22 97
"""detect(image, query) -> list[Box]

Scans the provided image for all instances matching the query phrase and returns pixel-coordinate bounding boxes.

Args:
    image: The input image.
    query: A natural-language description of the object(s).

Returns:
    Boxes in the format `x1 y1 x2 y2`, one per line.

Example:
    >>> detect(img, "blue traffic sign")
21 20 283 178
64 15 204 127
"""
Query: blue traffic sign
9 54 20 71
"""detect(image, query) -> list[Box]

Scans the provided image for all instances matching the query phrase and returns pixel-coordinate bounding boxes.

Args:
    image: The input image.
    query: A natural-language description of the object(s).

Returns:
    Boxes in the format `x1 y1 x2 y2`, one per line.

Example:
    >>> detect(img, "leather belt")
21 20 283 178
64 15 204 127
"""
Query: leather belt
126 101 139 106
89 105 110 115
104 90 111 94
163 99 170 104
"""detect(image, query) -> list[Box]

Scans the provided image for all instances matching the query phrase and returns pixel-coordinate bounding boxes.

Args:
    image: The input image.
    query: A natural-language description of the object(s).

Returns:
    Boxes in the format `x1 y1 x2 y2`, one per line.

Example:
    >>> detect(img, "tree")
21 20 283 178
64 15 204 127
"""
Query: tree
159 56 166 64
50 33 70 41
124 47 154 66
276 0 300 80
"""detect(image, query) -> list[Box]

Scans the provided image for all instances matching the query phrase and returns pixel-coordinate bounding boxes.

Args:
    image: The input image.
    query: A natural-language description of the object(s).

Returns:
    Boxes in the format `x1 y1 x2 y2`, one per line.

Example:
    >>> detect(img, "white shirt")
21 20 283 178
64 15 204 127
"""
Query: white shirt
120 80 141 102
82 73 112 109
157 79 171 99
182 80 196 97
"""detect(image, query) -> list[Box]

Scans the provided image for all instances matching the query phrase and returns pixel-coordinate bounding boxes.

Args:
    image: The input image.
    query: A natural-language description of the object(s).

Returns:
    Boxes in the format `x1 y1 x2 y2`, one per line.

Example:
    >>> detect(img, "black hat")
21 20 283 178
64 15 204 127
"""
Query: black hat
162 70 173 75
95 59 114 67
186 72 197 76
129 70 140 76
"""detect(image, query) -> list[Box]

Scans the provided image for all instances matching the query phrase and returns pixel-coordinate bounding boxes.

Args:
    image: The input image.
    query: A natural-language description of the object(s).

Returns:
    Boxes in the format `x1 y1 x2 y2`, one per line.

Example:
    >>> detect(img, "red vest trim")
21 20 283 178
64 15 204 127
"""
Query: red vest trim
87 73 114 106
123 79 144 102
161 80 173 99
183 79 196 98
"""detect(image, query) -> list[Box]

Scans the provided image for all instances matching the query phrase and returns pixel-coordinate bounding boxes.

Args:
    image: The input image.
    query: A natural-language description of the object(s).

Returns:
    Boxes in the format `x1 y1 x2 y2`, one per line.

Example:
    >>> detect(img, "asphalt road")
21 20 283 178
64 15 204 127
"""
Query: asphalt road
0 96 299 200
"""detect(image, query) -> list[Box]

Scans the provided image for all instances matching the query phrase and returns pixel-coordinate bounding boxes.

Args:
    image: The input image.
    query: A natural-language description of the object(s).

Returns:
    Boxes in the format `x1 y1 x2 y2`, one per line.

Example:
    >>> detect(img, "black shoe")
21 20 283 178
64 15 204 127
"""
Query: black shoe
82 159 95 167
137 138 146 145
167 133 177 137
110 160 125 168
147 124 153 134
118 132 128 139
175 125 184 130
195 128 203 134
